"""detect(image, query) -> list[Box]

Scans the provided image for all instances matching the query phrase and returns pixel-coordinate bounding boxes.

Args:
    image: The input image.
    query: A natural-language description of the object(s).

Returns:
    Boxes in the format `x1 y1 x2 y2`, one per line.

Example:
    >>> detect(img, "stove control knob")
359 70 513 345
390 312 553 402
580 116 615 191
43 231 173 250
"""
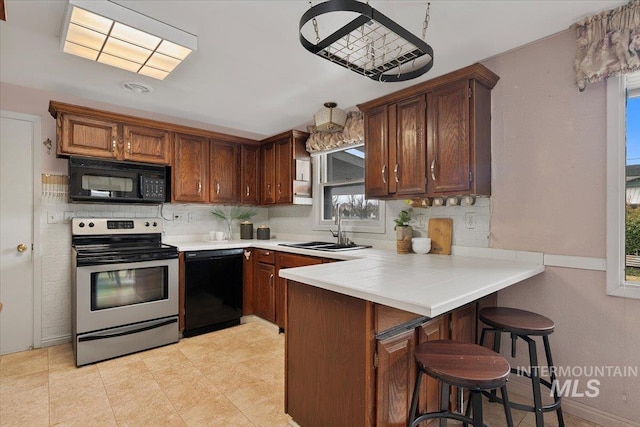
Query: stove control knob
153 222 158 227
145 222 150 227
78 222 85 228
88 222 94 228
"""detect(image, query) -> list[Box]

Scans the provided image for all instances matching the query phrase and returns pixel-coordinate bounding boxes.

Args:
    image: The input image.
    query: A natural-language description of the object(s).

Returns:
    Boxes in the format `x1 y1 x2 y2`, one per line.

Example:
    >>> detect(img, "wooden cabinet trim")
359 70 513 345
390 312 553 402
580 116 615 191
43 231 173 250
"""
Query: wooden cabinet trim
49 100 258 145
358 63 499 112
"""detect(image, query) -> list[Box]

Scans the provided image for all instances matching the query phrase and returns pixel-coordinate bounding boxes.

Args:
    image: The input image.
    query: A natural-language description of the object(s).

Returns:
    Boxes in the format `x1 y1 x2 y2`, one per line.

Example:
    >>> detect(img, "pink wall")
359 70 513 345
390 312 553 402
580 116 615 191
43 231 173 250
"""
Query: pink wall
484 31 640 423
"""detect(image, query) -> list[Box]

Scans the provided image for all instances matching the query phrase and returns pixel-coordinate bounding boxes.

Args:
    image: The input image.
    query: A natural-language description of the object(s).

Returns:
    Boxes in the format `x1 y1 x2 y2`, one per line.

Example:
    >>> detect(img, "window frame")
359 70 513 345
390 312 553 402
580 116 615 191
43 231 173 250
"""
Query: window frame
606 74 640 299
312 145 386 234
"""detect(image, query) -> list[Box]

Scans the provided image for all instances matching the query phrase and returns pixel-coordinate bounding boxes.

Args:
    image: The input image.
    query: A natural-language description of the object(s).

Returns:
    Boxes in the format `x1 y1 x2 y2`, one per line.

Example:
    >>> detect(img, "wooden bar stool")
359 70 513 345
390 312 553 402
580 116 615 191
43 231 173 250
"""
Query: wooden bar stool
408 340 514 427
479 307 564 427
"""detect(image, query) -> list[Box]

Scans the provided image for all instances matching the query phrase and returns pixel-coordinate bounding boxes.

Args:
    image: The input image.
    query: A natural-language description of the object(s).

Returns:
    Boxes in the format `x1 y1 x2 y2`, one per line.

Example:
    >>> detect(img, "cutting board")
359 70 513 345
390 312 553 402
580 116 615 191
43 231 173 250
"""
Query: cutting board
428 218 453 255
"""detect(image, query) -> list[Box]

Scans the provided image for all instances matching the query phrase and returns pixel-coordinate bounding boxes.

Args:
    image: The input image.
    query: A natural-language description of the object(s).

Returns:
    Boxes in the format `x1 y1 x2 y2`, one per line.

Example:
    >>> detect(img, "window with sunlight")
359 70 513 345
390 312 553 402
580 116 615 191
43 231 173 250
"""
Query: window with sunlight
313 145 385 233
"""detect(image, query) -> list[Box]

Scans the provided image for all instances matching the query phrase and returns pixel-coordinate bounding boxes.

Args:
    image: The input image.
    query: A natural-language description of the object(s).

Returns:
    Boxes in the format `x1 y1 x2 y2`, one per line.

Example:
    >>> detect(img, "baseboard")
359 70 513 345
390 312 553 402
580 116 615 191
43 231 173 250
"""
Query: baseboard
40 334 71 348
507 376 639 427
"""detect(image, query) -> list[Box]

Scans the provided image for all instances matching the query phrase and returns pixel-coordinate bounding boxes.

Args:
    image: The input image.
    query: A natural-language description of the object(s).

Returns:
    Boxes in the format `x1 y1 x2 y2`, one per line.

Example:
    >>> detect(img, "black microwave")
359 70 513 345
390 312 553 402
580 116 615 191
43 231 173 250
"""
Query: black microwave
68 156 168 204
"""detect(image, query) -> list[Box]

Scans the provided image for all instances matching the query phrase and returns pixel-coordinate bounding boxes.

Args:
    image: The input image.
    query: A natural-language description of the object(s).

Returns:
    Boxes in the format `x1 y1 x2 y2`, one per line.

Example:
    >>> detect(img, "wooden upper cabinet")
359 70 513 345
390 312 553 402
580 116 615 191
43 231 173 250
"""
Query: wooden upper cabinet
172 133 209 203
359 63 498 199
58 114 119 158
260 130 310 205
122 125 171 165
427 80 471 194
261 142 276 205
275 137 293 204
209 140 240 204
241 144 260 205
395 96 426 195
364 105 389 198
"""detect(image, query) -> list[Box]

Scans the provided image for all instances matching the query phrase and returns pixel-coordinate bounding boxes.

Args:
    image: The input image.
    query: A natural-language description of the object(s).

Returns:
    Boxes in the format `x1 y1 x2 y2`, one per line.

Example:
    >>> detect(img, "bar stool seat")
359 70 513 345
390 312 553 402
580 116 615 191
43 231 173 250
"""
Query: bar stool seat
479 307 564 427
408 340 514 427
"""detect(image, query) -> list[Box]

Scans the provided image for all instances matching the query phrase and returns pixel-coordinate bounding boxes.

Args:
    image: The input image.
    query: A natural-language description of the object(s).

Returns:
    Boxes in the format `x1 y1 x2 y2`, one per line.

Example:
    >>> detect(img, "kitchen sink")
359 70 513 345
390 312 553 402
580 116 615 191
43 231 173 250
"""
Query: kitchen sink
279 242 371 252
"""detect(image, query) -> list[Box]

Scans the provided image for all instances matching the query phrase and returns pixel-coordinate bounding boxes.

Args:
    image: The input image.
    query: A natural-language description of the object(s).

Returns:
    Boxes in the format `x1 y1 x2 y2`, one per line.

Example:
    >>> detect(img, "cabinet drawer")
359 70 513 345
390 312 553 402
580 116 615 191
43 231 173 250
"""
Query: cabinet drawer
254 249 275 264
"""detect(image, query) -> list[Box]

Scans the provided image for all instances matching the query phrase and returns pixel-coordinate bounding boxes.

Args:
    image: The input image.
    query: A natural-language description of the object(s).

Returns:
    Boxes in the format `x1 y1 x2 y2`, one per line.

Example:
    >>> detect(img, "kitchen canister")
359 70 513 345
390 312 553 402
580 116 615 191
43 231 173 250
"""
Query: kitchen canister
256 225 270 240
240 221 253 240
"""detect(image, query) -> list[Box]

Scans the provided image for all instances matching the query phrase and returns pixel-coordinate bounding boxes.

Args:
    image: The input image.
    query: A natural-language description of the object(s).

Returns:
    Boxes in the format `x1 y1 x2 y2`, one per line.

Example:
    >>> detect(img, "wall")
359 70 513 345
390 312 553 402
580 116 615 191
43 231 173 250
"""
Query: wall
483 31 640 424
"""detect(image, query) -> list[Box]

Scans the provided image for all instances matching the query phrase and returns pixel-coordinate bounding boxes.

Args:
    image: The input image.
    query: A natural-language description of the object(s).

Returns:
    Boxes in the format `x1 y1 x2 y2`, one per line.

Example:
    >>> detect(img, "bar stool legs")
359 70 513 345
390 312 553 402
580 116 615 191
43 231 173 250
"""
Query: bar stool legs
479 307 564 427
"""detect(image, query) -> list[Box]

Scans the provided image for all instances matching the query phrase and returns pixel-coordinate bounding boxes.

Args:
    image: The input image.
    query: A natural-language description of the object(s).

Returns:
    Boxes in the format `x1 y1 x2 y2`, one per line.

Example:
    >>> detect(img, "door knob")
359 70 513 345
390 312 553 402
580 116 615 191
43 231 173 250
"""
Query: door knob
17 243 28 253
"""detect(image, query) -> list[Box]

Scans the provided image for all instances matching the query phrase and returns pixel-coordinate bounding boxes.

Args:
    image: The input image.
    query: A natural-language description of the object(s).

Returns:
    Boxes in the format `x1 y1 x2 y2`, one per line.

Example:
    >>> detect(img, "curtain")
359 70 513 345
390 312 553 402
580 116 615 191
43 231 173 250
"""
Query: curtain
573 0 640 91
305 111 364 153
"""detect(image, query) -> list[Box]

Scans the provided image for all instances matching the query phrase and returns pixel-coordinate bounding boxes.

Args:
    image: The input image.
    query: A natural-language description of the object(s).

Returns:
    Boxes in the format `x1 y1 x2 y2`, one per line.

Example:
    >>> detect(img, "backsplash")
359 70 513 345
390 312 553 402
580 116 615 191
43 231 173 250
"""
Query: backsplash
38 195 489 345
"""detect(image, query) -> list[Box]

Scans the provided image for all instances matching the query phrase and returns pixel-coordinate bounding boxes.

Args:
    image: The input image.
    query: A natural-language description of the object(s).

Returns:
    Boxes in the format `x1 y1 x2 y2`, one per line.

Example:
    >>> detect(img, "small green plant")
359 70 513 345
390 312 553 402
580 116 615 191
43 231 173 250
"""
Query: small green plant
393 209 412 230
211 206 257 239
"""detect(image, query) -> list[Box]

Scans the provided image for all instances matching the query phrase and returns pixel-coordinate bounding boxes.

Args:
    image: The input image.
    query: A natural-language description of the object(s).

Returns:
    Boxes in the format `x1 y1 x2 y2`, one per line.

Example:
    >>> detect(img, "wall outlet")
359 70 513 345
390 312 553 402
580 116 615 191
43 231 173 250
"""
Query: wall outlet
47 211 62 224
173 213 186 223
464 213 477 229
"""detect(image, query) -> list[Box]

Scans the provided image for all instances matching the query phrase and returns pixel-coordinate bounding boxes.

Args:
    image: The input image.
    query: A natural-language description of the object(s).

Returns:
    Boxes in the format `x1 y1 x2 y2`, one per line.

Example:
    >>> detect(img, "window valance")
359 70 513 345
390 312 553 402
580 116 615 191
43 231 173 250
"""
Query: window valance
306 111 364 153
573 0 640 91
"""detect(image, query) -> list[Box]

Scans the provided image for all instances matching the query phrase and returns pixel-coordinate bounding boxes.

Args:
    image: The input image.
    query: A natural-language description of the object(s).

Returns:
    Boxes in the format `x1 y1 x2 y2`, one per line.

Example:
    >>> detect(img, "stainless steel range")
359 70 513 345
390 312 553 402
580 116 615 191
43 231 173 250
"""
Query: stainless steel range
71 218 179 366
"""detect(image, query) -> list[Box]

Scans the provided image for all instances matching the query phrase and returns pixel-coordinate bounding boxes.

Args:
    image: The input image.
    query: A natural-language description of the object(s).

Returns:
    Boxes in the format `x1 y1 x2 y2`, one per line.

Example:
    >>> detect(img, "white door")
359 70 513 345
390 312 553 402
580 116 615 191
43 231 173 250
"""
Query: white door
0 111 39 355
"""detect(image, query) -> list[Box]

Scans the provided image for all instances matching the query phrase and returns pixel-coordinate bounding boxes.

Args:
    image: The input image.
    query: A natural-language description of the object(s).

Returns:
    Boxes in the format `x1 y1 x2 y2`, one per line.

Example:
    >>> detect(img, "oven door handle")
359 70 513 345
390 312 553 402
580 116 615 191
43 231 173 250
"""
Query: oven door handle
78 317 177 342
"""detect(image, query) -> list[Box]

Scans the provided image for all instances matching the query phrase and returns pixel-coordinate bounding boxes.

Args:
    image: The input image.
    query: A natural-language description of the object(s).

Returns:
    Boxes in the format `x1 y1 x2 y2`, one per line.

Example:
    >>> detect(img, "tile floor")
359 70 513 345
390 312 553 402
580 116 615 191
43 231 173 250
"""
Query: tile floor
0 321 604 427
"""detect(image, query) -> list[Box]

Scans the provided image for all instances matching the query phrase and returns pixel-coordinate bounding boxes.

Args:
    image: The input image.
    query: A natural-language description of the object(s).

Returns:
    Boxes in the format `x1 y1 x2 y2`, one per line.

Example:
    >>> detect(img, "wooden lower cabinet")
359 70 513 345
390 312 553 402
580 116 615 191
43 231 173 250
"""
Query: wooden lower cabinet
275 252 322 329
254 262 275 323
286 280 487 427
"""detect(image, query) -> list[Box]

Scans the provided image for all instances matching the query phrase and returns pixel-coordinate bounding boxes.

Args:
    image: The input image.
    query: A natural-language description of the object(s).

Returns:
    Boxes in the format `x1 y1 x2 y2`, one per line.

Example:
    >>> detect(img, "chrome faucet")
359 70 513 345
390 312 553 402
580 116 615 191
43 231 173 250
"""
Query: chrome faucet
330 204 349 246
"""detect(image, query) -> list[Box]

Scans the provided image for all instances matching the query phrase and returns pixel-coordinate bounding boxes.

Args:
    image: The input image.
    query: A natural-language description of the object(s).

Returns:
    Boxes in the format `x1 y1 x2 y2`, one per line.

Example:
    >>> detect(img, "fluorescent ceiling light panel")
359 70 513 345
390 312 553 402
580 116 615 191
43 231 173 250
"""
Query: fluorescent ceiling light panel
60 0 197 80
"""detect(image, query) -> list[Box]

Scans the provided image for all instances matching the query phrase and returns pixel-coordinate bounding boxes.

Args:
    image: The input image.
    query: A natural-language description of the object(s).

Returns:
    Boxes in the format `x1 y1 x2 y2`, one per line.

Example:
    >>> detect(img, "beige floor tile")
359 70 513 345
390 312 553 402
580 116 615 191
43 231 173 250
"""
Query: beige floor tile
223 376 283 412
111 395 186 427
0 369 48 396
139 343 191 371
0 383 49 427
178 393 256 427
151 360 205 390
97 358 154 388
49 386 114 425
0 348 48 378
242 395 291 427
241 352 284 383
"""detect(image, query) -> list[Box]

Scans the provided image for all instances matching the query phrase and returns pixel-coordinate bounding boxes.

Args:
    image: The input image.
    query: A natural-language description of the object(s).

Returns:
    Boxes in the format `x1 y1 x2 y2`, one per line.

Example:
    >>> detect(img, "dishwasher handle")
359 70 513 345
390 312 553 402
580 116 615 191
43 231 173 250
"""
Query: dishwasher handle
184 248 245 260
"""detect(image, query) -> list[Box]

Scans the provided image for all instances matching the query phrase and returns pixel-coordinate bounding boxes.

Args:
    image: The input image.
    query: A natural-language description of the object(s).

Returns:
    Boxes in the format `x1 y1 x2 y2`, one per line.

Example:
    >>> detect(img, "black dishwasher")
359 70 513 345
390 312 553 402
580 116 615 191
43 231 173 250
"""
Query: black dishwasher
183 248 244 337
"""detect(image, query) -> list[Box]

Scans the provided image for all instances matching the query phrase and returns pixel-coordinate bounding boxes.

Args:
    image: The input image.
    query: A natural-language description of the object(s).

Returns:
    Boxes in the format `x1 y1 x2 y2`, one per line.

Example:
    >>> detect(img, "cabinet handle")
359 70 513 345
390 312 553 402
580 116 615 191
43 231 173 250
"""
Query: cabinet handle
246 185 250 197
394 164 399 183
278 183 282 194
381 165 387 184
197 181 202 194
264 251 270 255
269 273 274 287
430 160 437 182
112 139 116 152
267 183 271 195
216 182 220 194
244 250 251 260
127 139 131 153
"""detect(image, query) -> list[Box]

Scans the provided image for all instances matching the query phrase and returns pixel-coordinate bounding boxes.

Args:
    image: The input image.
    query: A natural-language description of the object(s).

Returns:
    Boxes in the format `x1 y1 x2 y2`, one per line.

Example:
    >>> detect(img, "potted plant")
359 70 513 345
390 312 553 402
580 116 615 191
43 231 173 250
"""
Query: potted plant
394 209 413 253
211 206 256 240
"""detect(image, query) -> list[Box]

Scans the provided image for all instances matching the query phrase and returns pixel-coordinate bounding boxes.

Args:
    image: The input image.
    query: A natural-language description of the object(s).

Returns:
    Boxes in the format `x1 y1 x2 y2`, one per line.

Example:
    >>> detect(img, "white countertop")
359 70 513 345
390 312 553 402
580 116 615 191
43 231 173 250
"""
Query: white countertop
164 236 545 318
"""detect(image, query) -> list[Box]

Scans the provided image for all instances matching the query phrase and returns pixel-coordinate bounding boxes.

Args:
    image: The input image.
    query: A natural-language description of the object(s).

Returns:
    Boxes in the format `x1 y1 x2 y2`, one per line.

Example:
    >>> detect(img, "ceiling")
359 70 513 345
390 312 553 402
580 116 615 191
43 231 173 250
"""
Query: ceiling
0 0 626 140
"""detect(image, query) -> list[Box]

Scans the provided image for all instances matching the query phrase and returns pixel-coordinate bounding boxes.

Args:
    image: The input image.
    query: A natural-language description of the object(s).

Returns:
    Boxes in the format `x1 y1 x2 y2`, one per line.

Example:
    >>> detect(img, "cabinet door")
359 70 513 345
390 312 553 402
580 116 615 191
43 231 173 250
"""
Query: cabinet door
122 125 171 164
427 80 471 193
241 144 260 205
416 316 449 425
376 328 417 427
209 140 240 204
242 249 254 315
261 143 276 204
254 262 275 323
275 253 323 329
59 114 119 158
172 133 209 203
275 137 293 204
365 105 389 198
395 96 426 195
